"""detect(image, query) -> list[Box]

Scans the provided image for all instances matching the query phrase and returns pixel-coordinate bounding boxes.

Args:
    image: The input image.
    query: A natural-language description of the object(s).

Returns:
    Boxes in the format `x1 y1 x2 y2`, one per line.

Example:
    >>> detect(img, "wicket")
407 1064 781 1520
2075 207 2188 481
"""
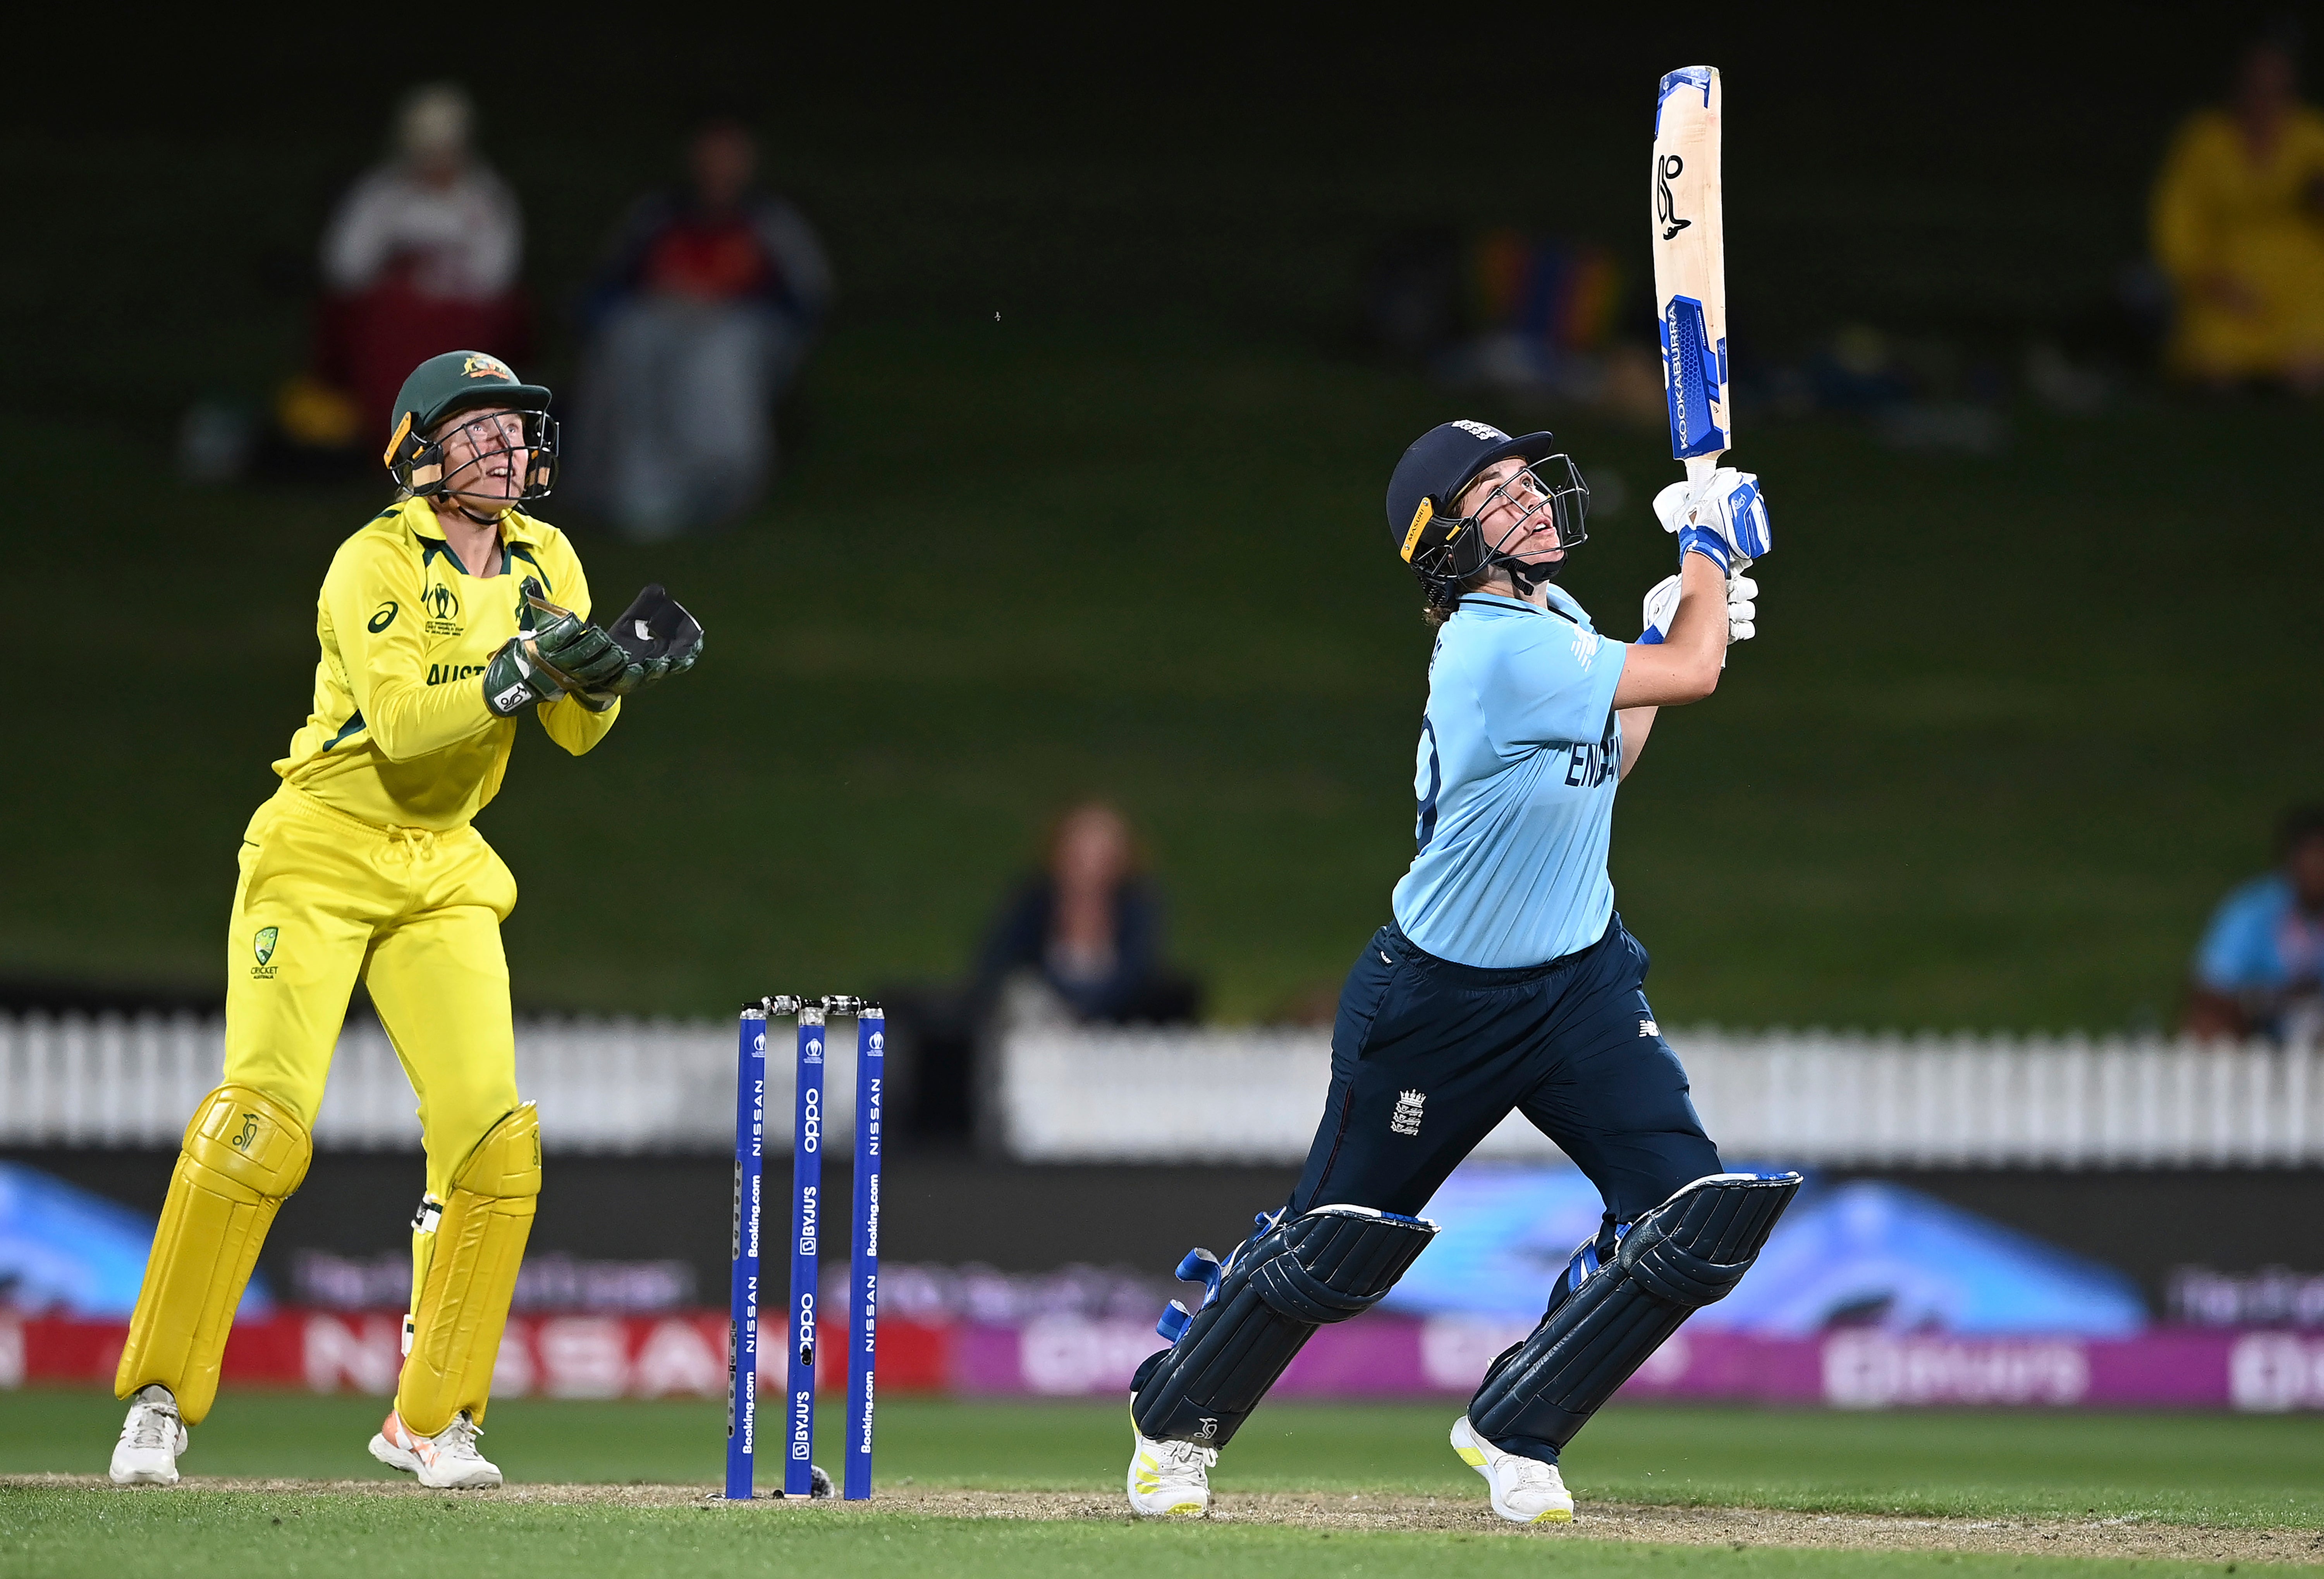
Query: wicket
727 995 884 1501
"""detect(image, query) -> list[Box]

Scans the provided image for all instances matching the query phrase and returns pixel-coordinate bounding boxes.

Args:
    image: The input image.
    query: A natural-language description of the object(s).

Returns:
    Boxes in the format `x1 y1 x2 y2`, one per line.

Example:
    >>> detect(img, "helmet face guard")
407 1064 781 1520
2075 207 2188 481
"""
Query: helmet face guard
384 405 558 506
1405 452 1590 606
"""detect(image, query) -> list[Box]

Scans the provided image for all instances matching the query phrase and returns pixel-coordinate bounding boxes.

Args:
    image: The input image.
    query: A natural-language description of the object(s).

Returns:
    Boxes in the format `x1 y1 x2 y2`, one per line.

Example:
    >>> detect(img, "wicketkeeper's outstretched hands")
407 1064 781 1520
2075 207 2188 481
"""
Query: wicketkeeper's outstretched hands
482 578 705 717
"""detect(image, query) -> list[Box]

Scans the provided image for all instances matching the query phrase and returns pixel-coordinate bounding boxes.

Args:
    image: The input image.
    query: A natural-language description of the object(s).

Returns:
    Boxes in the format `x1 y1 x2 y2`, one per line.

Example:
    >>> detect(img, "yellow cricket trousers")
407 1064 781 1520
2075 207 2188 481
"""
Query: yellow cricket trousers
227 785 521 1199
115 784 541 1433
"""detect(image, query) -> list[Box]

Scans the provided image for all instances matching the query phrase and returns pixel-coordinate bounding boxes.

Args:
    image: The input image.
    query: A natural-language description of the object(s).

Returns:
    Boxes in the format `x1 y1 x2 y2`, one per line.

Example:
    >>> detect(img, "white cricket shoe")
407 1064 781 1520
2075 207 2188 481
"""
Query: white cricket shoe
109 1385 187 1486
1126 1425 1216 1517
1451 1415 1573 1524
369 1409 503 1489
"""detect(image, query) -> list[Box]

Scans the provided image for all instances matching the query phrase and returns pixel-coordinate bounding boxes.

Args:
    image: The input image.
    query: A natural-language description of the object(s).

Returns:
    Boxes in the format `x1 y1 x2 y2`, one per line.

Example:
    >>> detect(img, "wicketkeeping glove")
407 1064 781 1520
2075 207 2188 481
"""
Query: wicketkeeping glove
1640 572 1757 645
1652 467 1772 575
482 639 563 717
481 578 629 717
591 583 705 697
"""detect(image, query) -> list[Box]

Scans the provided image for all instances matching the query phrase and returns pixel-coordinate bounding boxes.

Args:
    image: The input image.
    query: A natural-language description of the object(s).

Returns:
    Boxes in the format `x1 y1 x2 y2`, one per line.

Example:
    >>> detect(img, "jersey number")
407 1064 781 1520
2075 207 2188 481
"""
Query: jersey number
1415 716 1443 853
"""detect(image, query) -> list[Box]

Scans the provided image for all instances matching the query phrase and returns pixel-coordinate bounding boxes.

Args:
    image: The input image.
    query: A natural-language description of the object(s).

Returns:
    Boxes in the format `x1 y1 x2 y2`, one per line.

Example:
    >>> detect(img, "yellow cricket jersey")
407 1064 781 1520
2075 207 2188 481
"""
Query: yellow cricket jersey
2151 106 2324 374
274 496 619 829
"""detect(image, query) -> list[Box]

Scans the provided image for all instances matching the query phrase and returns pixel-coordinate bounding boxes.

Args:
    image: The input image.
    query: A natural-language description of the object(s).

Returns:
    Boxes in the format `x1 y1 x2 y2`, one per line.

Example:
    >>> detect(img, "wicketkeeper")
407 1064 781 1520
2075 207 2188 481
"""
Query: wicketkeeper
1124 421 1794 1522
108 351 704 1489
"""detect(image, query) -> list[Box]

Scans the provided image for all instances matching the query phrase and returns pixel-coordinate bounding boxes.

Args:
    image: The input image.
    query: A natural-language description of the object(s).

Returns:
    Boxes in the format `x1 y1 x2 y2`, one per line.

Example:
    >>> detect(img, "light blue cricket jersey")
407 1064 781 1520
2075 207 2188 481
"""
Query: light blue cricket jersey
1390 589 1630 969
2195 873 2324 993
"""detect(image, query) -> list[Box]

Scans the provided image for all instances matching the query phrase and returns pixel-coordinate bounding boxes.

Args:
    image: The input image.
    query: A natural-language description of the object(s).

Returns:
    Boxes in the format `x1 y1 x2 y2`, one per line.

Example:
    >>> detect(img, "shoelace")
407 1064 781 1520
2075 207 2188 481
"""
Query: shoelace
1154 1440 1217 1474
431 1415 484 1457
124 1404 179 1450
1502 1456 1559 1489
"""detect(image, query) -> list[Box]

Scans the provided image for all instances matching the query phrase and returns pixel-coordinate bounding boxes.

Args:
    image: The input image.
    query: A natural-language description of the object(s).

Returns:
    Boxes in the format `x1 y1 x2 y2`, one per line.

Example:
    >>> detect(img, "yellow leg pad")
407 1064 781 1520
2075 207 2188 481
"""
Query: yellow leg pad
115 1085 312 1424
397 1105 541 1436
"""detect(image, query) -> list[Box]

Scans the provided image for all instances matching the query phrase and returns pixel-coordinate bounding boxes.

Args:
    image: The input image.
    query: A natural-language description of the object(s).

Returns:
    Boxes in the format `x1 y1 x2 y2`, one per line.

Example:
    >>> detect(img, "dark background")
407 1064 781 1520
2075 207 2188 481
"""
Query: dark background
5 9 2311 1027
4 11 2319 1308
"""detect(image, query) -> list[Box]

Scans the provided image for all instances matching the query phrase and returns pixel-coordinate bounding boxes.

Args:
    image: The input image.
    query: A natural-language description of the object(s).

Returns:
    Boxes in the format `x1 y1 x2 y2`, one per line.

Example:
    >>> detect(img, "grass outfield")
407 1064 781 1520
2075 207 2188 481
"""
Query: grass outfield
7 1389 2324 1520
6 321 2320 1029
7 1392 2324 1576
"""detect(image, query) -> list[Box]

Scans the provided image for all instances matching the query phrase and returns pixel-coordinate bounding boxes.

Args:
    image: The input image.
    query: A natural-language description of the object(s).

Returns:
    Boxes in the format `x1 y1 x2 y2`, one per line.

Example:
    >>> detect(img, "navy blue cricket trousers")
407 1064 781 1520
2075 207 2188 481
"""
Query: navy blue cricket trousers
1290 916 1721 1246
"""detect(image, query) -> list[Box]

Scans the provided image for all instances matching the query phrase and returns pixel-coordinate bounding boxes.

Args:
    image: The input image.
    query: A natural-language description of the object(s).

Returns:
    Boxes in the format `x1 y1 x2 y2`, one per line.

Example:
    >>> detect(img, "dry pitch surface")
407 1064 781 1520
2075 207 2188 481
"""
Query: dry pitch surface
14 1476 2323 1567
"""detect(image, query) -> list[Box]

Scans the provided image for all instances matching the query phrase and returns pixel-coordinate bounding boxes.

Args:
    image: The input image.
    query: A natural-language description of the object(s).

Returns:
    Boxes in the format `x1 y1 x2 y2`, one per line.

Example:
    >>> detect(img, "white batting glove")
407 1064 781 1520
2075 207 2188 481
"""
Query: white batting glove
1640 572 1757 644
1651 467 1772 574
1640 574 1679 643
1727 573 1757 641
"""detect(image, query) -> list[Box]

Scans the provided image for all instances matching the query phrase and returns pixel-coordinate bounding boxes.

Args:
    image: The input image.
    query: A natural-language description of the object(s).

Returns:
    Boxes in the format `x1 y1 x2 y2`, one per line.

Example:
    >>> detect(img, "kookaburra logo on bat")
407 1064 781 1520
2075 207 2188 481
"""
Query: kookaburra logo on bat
1657 154 1690 240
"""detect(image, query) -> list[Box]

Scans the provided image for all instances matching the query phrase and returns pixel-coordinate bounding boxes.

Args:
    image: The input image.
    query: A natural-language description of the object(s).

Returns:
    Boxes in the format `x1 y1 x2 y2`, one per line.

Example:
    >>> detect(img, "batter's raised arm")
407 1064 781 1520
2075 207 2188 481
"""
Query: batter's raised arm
1611 552 1728 708
1612 466 1773 711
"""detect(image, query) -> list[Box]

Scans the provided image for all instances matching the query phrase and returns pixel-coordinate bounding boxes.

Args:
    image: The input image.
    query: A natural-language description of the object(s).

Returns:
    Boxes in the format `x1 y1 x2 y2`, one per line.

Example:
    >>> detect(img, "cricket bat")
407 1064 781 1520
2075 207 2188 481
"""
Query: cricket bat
1651 65 1729 488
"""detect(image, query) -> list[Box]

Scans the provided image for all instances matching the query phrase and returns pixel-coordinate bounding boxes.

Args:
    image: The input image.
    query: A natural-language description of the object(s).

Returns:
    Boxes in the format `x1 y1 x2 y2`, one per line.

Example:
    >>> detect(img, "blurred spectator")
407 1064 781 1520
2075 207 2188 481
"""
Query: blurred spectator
2150 34 2324 392
887 802 1202 1142
567 119 831 540
2184 805 2324 1045
282 84 528 452
976 802 1200 1027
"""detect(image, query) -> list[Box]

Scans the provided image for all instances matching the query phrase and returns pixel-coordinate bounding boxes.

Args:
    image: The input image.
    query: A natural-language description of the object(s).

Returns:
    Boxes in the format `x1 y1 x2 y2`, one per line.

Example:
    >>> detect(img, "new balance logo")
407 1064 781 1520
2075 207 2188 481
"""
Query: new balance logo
1390 1089 1426 1137
1639 1019 1659 1037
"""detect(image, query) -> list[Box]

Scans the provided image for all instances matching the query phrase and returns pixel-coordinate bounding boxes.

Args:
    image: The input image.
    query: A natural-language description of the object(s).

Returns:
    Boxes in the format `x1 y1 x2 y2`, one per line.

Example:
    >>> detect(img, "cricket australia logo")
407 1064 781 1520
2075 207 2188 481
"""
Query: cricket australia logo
250 926 280 979
1390 1089 1426 1137
1657 154 1690 239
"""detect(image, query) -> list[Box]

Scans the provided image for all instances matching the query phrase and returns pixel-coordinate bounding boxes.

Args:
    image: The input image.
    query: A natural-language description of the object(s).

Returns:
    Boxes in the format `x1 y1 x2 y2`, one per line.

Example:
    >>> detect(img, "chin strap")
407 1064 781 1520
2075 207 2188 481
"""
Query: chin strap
1491 552 1563 597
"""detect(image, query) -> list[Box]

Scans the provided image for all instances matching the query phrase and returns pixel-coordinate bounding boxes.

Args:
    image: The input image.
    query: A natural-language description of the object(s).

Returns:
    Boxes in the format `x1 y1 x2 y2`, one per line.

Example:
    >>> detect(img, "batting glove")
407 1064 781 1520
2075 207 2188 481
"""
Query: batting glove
1640 572 1757 645
1651 467 1772 574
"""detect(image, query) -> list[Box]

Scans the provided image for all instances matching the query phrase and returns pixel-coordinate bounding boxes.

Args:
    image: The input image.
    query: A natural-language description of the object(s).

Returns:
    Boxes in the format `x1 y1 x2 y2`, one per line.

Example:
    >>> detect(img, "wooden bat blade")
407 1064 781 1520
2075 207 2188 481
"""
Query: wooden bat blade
1652 65 1729 478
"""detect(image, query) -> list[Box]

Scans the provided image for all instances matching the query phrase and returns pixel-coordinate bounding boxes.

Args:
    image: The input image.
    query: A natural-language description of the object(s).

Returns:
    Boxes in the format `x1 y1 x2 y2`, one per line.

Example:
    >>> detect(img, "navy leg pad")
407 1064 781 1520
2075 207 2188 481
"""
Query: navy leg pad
1468 1172 1800 1453
1131 1204 1436 1447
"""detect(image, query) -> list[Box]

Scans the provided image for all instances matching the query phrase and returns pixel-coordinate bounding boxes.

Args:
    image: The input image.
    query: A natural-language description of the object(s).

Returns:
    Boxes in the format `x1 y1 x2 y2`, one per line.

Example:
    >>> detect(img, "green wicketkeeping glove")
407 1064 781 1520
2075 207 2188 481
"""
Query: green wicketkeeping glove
482 638 562 717
590 583 706 697
482 579 628 717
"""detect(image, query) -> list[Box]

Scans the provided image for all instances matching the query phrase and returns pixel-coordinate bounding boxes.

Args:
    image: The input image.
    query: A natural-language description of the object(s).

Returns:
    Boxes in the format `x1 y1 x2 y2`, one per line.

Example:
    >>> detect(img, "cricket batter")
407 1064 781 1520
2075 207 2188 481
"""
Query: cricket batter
107 351 702 1490
1124 422 1796 1522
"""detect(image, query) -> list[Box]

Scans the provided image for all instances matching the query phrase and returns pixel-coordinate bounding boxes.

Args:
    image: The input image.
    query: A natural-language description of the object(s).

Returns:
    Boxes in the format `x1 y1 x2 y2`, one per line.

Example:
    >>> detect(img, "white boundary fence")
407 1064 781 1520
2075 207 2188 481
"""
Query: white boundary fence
999 1026 2324 1167
0 1012 859 1155
2 1011 2318 1166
